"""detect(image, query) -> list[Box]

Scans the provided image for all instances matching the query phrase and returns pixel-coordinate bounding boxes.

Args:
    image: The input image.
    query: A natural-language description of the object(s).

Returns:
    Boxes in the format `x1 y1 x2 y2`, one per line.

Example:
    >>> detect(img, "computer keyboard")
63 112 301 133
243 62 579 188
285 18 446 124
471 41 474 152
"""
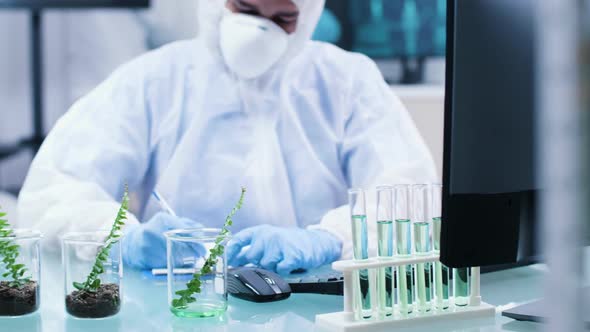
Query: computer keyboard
283 268 344 296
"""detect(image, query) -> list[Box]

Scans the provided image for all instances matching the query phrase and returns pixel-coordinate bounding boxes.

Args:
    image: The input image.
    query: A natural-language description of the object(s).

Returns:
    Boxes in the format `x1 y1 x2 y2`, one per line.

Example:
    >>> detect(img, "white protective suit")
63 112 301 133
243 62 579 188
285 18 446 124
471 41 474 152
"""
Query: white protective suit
18 0 436 259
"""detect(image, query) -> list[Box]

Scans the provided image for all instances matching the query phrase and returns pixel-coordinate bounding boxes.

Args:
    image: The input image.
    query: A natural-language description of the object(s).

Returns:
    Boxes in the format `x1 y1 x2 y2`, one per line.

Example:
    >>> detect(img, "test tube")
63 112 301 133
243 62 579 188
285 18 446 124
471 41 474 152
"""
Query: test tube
394 184 413 315
454 268 470 306
376 185 394 317
348 189 371 319
432 184 450 309
412 184 433 313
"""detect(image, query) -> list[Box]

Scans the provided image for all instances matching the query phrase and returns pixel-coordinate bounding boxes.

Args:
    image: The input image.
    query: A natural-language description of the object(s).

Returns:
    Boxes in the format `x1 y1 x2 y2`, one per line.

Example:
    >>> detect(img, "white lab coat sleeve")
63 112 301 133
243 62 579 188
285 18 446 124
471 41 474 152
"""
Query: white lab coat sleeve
17 58 153 252
308 54 438 260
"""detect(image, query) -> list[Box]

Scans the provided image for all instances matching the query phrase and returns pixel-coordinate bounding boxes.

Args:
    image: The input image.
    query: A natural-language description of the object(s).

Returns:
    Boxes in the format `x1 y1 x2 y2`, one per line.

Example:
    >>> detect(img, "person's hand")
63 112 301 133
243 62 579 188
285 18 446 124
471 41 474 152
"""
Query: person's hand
122 212 205 269
226 225 342 275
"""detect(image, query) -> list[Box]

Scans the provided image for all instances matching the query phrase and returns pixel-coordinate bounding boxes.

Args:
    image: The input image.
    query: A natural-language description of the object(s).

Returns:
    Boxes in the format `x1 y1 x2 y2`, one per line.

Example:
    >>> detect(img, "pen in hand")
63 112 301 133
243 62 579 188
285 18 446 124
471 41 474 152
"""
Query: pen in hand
152 190 178 217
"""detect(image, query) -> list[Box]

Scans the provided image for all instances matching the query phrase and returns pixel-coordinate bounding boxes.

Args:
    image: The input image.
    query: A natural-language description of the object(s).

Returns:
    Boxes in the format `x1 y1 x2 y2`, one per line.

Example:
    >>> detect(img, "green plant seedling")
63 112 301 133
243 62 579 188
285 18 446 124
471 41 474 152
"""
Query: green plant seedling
73 185 129 293
0 210 31 288
172 187 246 309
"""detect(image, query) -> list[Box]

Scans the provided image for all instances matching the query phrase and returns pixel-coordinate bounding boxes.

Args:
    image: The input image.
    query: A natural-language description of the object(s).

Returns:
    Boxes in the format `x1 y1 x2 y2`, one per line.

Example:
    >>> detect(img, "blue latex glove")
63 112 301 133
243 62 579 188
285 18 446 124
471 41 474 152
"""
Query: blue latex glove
122 212 206 269
226 225 342 275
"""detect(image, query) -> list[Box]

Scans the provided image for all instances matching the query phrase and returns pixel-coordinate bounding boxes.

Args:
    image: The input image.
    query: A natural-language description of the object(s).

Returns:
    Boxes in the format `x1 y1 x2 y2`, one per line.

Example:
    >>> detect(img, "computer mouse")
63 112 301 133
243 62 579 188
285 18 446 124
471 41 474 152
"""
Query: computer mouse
228 267 291 303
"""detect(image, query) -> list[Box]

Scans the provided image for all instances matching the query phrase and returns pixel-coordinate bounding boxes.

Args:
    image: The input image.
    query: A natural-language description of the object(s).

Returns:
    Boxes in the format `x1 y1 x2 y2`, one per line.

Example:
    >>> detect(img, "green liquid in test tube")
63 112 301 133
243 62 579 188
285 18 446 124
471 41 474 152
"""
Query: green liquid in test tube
454 268 469 306
349 189 371 319
433 217 450 309
351 215 371 317
412 184 432 313
432 185 449 309
377 221 394 314
414 221 432 312
394 185 413 315
396 219 413 314
376 186 394 317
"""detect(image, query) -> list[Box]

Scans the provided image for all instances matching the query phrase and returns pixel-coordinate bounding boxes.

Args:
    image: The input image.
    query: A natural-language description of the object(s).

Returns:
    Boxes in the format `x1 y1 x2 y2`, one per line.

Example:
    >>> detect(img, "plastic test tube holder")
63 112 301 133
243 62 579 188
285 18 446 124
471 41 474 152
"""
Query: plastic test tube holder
315 254 495 332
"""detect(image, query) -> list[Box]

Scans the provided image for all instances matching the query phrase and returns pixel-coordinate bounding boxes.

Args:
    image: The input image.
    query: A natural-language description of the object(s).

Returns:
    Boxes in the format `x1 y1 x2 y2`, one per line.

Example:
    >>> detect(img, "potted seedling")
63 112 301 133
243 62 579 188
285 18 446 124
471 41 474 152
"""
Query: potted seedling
0 209 42 316
62 186 128 318
166 187 246 317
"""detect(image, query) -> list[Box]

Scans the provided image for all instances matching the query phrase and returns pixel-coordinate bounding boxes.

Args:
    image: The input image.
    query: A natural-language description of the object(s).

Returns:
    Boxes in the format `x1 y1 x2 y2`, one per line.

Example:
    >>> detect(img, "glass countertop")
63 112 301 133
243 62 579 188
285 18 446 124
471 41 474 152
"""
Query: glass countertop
0 253 545 332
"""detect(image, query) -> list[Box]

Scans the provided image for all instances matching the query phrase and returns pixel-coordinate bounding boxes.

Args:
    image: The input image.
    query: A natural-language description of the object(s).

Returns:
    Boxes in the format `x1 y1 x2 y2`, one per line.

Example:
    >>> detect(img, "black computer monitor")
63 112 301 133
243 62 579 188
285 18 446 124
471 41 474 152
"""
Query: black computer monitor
440 0 539 268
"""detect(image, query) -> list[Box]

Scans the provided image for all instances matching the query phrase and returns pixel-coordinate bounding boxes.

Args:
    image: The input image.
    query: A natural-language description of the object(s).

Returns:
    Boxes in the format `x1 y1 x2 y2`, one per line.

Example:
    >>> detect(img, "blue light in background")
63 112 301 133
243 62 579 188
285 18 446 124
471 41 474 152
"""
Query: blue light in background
316 0 447 59
313 8 343 43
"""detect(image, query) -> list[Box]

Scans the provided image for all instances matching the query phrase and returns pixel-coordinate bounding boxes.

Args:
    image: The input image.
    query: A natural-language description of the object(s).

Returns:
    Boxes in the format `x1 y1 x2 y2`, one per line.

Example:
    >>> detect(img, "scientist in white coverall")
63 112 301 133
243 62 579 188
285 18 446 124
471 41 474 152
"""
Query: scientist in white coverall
18 0 436 273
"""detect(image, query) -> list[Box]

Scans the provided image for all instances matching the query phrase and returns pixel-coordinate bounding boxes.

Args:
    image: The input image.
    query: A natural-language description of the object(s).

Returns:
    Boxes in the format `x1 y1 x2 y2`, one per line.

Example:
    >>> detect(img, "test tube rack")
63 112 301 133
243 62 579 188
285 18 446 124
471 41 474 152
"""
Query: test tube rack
315 254 495 332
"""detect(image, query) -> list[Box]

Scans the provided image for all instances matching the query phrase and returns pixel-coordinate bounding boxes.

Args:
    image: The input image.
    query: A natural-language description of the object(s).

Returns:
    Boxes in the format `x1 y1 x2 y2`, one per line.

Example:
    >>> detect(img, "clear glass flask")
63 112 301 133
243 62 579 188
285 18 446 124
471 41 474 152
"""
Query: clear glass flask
0 229 42 317
348 189 371 320
394 184 413 315
165 228 229 318
62 231 123 319
376 185 394 317
412 184 433 313
431 184 449 309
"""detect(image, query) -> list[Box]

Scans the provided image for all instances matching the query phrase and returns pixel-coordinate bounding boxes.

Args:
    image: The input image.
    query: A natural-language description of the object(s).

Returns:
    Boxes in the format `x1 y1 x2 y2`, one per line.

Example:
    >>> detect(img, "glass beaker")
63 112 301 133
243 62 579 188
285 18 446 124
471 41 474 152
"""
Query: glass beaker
62 231 123 319
0 229 42 316
165 228 229 318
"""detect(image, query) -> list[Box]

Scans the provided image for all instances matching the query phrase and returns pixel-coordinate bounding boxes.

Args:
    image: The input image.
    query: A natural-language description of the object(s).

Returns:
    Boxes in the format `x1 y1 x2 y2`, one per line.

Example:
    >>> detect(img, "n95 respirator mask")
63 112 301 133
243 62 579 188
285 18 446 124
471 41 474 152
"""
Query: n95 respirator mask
219 13 289 80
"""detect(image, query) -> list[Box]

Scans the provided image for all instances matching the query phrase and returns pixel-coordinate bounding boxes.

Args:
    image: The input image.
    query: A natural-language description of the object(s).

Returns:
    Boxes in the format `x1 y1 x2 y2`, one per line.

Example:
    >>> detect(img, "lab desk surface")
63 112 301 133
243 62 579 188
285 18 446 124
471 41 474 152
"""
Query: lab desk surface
0 253 545 332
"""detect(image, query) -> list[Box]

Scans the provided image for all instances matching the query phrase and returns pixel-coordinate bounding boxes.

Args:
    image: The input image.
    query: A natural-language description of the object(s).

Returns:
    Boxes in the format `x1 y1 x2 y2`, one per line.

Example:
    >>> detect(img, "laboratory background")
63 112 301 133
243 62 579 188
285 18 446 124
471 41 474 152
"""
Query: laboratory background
0 0 448 199
0 0 588 331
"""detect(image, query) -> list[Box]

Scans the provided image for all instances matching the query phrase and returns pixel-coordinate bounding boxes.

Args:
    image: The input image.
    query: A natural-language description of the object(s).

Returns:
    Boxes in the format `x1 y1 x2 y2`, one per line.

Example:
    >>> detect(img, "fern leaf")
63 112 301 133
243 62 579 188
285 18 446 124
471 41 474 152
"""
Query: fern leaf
171 187 245 309
72 184 129 293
